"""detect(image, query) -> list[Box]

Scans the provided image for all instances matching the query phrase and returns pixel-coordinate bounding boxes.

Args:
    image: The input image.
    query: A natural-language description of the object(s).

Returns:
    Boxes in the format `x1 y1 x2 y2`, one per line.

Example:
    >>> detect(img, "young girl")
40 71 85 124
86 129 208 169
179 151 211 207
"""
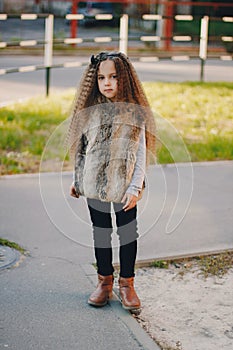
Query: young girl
67 51 156 311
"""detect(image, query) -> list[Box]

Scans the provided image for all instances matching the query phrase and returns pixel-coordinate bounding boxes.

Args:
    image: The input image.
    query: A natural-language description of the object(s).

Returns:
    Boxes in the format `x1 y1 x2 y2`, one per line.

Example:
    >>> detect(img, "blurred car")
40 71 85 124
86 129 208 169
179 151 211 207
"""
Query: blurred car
66 2 120 27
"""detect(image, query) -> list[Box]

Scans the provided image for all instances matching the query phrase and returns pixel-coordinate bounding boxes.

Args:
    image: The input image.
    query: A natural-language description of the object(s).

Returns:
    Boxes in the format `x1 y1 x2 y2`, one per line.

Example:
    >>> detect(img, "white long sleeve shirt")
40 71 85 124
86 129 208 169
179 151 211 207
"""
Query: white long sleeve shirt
126 127 146 197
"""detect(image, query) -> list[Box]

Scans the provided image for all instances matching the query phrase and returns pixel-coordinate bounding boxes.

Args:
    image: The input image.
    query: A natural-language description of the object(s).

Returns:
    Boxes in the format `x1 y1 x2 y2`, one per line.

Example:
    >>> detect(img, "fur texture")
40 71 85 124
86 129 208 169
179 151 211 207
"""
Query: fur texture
74 103 144 203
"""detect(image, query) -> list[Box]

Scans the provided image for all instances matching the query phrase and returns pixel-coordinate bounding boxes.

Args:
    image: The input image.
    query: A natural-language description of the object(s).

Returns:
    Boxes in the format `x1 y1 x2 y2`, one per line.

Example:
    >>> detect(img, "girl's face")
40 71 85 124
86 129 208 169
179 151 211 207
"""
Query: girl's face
97 59 118 101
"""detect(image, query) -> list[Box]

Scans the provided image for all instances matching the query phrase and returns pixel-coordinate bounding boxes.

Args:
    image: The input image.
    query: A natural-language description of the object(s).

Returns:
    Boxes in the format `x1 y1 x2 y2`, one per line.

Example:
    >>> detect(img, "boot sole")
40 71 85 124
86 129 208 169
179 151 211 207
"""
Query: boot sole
88 293 112 307
121 303 141 314
88 299 108 307
119 297 141 314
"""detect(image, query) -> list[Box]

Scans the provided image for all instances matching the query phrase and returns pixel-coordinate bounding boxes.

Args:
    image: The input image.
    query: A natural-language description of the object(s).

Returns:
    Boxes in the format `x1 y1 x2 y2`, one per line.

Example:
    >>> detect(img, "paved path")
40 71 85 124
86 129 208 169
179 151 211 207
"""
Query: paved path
0 161 233 349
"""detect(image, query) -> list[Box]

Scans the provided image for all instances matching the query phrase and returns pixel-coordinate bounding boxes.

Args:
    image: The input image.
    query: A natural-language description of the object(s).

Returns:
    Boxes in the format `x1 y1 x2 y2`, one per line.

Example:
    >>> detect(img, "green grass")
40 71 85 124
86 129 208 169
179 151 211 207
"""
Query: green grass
0 82 232 175
198 251 233 278
150 251 233 278
144 82 233 164
150 260 169 269
0 91 73 174
0 237 25 254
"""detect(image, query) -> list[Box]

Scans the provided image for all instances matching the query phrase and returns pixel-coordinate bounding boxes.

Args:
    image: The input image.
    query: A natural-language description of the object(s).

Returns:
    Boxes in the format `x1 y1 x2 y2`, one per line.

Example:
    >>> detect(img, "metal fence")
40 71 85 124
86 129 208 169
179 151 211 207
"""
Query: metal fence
0 12 232 95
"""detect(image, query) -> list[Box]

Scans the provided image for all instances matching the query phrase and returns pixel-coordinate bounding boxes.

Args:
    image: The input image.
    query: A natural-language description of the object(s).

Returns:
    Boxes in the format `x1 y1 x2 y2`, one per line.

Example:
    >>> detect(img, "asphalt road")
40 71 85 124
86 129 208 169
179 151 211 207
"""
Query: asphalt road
0 55 232 104
0 158 233 349
0 162 233 350
1 161 233 264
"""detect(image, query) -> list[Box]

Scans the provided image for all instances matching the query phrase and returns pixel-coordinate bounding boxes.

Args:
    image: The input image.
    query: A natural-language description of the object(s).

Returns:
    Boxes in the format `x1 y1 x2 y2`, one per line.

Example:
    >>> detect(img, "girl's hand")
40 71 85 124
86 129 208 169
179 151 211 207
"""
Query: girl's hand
121 193 138 212
70 184 80 198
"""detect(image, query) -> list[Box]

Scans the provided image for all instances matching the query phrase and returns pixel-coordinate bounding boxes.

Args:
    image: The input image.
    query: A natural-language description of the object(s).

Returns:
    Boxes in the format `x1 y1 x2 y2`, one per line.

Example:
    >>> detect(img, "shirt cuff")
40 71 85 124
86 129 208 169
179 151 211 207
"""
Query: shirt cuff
126 185 141 197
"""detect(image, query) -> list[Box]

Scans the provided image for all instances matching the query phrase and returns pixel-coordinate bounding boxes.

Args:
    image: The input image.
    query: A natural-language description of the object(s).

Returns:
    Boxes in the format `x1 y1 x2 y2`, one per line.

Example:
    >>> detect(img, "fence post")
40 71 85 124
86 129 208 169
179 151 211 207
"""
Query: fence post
44 14 54 97
70 0 77 42
199 16 209 82
164 1 174 51
119 14 128 55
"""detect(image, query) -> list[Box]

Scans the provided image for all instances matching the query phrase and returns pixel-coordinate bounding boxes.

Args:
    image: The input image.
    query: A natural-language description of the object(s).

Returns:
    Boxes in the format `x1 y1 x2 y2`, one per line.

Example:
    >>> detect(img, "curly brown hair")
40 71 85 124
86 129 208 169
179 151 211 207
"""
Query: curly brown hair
67 51 156 164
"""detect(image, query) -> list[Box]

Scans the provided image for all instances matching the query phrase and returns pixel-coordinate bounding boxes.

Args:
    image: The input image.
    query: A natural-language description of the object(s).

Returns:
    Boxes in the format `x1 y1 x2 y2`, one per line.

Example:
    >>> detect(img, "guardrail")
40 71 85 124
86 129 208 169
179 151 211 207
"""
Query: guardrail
0 12 232 95
1 13 232 48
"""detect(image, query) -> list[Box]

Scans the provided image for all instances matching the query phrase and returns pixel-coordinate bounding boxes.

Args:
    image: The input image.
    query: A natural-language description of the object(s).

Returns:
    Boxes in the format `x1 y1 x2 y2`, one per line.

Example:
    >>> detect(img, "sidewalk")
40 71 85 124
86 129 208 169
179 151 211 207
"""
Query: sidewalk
0 161 233 349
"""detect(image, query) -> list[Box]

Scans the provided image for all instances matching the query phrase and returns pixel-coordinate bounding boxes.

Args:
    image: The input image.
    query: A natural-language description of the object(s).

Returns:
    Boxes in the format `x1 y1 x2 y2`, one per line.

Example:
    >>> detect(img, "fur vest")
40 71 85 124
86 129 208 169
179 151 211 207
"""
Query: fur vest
74 103 144 203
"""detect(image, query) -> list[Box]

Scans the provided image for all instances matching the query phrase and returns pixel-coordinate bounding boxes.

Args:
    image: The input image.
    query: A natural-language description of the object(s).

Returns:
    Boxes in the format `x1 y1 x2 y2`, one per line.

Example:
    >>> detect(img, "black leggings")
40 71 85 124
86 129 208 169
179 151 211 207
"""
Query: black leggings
87 198 138 278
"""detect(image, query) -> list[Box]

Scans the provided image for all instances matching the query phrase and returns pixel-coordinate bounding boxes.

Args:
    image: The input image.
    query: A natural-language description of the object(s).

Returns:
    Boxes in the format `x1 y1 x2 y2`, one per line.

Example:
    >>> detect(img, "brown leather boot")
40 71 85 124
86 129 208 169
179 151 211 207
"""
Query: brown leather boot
119 277 141 311
88 274 114 307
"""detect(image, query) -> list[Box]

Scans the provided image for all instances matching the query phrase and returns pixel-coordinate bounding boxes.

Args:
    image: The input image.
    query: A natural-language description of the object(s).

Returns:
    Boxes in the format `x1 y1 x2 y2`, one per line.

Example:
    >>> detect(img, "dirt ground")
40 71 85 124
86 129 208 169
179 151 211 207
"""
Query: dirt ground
134 259 233 350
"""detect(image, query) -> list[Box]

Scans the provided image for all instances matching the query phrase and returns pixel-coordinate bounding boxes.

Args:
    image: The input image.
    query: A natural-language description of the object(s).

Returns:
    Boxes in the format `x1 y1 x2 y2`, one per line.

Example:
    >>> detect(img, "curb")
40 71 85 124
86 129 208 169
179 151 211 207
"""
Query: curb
82 264 160 350
1 160 233 180
114 247 233 270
